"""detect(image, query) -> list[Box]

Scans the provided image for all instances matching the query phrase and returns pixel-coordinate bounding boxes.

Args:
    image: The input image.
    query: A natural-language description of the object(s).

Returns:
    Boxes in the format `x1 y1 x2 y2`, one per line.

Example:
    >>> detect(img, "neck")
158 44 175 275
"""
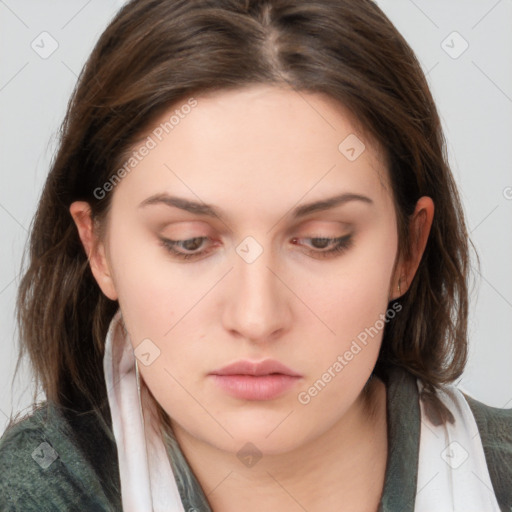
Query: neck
164 376 388 512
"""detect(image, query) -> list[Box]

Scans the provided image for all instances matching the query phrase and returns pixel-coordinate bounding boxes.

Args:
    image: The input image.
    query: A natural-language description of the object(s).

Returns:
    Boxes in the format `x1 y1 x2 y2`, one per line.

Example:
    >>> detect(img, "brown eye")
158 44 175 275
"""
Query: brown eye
309 238 331 249
291 234 353 258
159 236 211 260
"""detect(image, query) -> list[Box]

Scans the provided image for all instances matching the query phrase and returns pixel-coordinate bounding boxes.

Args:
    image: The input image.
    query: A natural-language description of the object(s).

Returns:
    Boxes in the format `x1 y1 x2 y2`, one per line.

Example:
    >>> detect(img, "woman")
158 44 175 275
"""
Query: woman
0 0 510 511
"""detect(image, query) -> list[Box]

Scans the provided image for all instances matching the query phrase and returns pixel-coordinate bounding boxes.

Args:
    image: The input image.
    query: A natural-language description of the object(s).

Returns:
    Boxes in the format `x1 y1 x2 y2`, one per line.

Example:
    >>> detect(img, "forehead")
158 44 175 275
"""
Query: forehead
110 84 391 221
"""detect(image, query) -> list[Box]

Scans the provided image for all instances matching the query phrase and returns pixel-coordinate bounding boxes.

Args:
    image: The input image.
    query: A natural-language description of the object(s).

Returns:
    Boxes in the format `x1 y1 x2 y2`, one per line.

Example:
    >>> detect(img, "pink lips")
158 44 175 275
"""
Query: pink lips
209 359 303 401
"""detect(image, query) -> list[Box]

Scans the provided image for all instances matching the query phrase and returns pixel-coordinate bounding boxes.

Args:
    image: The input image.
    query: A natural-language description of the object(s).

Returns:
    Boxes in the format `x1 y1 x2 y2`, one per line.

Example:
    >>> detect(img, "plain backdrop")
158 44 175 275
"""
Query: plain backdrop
1 0 511 433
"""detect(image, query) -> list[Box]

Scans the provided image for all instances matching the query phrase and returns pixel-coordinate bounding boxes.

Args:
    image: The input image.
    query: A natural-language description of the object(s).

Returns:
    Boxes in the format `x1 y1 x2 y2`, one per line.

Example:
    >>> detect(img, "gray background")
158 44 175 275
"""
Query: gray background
1 0 511 433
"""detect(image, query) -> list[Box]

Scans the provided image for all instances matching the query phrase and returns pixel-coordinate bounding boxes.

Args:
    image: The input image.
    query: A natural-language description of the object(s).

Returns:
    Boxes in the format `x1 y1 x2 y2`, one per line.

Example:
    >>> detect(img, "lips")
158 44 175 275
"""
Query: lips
209 359 302 377
209 359 303 401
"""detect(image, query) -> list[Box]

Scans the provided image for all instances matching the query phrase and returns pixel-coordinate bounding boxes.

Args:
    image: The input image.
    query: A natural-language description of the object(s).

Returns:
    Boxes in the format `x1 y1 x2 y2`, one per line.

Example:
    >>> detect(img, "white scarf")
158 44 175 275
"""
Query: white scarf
415 380 502 511
103 308 185 512
103 308 501 511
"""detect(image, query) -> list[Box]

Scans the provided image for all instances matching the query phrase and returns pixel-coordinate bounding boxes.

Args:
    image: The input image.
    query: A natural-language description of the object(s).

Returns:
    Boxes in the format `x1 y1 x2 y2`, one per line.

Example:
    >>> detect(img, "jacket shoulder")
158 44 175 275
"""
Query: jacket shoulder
0 402 121 511
463 392 512 510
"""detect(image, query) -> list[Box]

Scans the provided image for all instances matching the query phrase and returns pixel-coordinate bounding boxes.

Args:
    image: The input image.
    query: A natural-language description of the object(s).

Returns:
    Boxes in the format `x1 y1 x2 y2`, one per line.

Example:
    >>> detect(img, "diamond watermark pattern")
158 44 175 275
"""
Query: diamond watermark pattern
134 338 161 366
236 236 263 264
441 31 469 60
32 442 58 469
440 440 469 469
31 32 59 59
237 442 263 468
338 134 366 161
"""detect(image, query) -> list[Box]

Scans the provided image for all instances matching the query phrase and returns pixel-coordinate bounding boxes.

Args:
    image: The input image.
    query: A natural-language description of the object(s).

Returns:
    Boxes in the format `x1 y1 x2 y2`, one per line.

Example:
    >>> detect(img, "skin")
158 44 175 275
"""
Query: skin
70 84 434 511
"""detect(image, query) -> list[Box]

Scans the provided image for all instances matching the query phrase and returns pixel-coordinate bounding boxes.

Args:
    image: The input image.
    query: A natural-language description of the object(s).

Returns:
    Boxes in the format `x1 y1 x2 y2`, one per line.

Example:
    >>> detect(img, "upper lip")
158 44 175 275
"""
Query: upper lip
210 359 302 377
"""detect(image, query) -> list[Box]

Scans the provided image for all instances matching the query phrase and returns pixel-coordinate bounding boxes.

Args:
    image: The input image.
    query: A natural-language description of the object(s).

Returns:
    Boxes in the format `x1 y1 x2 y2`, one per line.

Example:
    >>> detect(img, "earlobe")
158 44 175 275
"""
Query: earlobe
69 201 118 301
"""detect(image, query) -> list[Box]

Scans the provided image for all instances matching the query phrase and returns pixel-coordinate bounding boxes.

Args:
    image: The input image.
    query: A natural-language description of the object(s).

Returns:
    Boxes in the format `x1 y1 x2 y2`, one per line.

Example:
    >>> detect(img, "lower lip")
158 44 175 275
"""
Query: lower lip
209 374 302 400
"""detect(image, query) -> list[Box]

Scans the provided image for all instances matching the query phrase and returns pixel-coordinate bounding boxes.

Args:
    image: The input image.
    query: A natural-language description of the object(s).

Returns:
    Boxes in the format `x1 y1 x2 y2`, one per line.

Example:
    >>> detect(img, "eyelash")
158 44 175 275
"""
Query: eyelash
158 234 353 261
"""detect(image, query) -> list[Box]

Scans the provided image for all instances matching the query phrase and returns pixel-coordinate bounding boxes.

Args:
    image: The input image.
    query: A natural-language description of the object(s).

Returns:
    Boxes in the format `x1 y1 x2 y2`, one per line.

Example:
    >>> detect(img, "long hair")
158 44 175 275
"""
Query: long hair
11 0 476 504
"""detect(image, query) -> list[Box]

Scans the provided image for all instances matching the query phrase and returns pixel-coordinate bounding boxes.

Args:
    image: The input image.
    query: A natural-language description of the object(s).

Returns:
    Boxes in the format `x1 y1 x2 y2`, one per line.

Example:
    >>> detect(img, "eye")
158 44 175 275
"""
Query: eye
159 236 212 260
291 234 353 258
159 234 353 261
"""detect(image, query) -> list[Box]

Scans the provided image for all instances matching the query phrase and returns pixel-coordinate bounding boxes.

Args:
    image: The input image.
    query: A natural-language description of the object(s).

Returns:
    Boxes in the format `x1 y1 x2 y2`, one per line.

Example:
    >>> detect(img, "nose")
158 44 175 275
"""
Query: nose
221 244 292 344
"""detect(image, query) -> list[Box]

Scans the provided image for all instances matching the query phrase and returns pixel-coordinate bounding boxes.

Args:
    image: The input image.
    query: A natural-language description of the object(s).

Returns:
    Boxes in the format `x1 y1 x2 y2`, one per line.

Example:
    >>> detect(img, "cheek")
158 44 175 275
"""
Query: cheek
107 222 187 330
295 225 397 384
106 225 211 385
312 227 396 331
117 294 208 429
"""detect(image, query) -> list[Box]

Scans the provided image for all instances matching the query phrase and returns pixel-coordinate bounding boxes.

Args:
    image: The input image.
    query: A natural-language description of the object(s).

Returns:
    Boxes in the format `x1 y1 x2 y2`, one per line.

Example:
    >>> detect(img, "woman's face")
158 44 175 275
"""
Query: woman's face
83 85 404 454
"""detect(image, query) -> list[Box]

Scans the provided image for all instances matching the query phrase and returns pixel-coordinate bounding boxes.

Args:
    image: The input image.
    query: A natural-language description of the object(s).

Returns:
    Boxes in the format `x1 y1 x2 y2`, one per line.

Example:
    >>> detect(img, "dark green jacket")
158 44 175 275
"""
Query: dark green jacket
1 366 511 511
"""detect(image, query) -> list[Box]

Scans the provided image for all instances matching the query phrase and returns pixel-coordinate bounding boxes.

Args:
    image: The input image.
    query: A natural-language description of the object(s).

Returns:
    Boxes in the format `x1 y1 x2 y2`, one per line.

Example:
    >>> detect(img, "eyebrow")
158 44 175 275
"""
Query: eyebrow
138 192 373 220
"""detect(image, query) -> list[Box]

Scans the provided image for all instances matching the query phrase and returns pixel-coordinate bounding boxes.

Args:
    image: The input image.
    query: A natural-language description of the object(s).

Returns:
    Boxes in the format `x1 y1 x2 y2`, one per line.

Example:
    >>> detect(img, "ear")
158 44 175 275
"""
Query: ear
390 196 434 300
69 201 118 301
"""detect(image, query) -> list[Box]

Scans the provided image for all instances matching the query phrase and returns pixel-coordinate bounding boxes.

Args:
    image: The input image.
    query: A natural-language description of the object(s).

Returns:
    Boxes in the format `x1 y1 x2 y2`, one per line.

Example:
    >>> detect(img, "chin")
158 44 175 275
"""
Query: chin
212 416 313 455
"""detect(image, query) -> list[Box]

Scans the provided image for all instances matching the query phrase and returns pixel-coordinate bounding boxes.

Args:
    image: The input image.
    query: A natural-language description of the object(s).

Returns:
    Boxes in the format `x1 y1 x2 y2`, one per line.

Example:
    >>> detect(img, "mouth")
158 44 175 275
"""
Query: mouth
209 359 303 401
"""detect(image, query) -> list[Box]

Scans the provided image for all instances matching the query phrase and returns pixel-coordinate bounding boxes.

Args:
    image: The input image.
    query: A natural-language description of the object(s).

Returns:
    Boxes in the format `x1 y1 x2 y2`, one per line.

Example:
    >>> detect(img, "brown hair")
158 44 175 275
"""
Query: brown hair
14 0 476 432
